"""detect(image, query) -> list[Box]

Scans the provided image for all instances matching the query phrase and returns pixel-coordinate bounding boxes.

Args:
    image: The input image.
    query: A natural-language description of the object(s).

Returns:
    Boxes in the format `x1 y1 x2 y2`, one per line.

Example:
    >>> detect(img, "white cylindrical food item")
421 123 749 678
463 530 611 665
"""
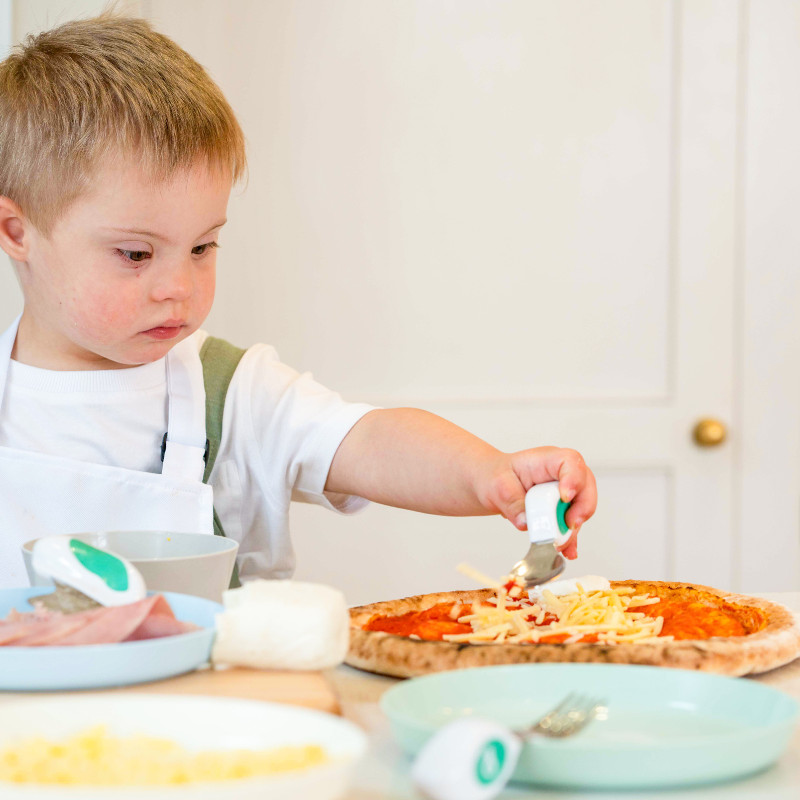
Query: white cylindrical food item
211 580 349 671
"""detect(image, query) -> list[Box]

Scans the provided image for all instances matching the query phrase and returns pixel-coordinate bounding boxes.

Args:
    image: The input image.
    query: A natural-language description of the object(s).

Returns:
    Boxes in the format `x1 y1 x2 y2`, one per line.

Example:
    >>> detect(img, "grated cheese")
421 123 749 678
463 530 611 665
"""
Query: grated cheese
445 569 673 646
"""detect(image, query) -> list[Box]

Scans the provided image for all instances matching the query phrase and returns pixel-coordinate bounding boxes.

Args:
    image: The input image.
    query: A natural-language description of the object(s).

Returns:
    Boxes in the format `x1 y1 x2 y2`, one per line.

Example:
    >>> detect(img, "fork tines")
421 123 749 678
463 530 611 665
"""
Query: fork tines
532 692 607 738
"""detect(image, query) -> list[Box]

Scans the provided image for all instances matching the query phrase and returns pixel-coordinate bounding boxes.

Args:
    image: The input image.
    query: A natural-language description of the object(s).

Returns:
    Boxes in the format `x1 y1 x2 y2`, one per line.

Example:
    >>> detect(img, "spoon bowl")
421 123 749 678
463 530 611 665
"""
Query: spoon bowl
510 542 565 587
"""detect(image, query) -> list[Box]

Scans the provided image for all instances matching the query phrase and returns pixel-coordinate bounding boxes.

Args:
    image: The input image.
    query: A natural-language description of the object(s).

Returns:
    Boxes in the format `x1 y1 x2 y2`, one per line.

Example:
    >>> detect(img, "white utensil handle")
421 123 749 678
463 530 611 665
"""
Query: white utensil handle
32 536 147 607
525 481 573 547
411 718 522 800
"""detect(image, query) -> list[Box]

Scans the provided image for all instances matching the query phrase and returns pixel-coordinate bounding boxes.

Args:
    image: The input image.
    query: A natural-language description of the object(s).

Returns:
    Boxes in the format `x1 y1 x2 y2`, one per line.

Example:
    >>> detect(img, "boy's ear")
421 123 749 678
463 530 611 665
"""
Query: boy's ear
0 196 29 262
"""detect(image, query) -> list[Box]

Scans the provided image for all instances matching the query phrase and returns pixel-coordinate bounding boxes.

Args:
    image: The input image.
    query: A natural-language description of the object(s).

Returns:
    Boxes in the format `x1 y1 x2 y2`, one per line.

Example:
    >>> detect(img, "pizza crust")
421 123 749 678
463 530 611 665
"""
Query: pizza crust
346 581 800 678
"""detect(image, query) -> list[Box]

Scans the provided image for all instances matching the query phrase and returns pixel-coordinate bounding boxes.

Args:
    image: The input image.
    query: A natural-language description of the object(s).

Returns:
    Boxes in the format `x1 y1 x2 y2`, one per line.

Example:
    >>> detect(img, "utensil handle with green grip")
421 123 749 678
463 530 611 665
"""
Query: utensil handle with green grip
411 717 521 800
525 481 573 547
31 536 147 607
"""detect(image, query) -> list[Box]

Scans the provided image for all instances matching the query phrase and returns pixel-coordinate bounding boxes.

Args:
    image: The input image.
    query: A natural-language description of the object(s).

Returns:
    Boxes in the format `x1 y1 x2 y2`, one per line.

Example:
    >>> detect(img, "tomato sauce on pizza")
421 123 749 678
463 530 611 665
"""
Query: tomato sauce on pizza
645 598 765 640
365 603 472 640
364 589 767 643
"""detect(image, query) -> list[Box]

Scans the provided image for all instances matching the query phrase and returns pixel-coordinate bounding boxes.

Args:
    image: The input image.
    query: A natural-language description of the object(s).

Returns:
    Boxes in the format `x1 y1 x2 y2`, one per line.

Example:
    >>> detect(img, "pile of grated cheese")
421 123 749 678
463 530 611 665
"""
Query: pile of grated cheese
445 566 672 645
0 726 327 786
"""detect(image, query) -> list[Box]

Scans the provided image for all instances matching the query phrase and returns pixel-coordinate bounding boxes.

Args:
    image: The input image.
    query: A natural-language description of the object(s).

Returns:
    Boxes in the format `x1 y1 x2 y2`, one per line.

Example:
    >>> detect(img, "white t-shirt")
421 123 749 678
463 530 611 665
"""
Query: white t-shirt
0 330 375 580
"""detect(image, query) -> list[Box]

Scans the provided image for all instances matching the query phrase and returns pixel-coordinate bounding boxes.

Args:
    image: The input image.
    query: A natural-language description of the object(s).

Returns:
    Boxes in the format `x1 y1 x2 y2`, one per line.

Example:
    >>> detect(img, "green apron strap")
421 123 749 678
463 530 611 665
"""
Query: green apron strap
199 335 248 589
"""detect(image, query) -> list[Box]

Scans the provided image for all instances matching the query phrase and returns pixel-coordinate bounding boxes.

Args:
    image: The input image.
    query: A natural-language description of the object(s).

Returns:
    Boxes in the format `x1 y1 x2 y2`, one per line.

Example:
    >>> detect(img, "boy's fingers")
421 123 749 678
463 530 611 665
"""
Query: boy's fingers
556 449 588 503
489 471 528 530
510 447 587 501
557 527 580 560
564 467 597 530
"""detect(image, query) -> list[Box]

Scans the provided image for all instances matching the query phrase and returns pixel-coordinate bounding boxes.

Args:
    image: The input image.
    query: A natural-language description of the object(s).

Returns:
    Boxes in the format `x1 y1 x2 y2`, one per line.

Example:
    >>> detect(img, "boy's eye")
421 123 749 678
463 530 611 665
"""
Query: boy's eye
191 242 219 256
118 249 151 263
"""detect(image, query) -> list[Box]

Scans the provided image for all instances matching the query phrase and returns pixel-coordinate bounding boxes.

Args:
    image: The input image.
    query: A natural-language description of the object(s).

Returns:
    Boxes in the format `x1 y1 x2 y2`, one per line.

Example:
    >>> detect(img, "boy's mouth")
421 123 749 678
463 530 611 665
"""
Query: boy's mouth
141 320 186 340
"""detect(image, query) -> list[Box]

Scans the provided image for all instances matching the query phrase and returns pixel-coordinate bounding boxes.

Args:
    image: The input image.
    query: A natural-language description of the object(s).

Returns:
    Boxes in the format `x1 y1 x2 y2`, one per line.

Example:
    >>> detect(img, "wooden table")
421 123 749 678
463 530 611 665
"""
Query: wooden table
332 592 800 800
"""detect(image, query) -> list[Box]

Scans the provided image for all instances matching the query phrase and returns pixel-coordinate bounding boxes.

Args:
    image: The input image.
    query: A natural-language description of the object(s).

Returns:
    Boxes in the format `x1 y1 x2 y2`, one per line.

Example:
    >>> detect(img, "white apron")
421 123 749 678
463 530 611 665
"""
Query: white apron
0 315 214 588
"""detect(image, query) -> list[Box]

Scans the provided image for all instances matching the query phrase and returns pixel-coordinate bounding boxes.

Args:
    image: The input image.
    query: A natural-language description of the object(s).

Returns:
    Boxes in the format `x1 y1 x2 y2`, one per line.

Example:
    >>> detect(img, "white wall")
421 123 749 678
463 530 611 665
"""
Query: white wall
12 0 142 41
0 0 20 323
0 0 11 56
0 0 10 346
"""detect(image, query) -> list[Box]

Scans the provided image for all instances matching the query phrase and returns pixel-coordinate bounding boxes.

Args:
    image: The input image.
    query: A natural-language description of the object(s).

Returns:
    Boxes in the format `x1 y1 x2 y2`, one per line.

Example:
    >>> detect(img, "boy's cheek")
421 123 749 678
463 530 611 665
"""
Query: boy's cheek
43 250 216 358
64 280 145 344
194 269 216 322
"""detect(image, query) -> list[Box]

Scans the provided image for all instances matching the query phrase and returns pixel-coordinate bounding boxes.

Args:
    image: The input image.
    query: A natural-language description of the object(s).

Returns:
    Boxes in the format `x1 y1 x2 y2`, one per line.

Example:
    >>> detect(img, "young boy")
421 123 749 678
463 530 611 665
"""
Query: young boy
0 14 596 588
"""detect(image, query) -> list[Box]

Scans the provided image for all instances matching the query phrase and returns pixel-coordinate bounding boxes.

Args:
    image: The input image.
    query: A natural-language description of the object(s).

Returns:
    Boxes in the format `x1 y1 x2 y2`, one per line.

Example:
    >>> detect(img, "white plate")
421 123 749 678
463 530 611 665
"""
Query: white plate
0 694 367 799
0 588 218 690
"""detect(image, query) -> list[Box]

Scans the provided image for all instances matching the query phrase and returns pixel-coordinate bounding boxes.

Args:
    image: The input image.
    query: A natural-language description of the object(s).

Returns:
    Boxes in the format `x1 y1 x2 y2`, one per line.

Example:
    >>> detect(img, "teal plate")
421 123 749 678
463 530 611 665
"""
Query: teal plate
381 663 799 789
0 588 220 691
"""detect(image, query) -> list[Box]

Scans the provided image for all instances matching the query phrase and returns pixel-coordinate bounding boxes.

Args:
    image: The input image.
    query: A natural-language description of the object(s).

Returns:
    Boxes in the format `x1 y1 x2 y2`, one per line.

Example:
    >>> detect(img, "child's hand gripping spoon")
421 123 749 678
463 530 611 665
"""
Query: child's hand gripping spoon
31 536 146 612
509 481 572 587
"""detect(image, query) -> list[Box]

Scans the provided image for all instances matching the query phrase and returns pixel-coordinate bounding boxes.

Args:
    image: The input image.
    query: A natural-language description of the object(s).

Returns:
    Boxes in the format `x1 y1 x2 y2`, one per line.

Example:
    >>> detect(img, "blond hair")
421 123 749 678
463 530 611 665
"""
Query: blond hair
0 13 246 234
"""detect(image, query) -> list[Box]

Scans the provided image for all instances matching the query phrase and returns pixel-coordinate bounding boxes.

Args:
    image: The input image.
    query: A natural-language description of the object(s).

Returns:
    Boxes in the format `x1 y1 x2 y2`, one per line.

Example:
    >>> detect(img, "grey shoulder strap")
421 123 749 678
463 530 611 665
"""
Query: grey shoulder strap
199 335 248 588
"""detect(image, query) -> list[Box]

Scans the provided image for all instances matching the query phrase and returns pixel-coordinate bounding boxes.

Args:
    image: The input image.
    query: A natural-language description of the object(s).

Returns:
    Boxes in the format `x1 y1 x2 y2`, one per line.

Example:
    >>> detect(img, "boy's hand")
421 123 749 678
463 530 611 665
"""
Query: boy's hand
473 447 597 560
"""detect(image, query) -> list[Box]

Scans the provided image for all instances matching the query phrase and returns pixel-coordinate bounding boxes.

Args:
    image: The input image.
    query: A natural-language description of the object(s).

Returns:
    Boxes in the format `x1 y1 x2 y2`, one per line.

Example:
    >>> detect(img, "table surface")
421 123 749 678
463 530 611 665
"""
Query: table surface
331 592 800 800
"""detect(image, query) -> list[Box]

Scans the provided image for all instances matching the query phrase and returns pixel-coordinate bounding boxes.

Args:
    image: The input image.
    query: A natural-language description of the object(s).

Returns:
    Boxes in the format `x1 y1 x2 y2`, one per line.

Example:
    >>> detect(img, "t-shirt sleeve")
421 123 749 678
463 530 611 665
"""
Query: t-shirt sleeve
238 344 376 514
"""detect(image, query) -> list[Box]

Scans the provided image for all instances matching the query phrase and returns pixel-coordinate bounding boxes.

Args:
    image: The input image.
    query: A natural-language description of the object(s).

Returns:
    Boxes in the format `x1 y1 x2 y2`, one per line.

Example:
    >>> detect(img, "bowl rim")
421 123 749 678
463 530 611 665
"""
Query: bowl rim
0 693 368 751
21 531 240 561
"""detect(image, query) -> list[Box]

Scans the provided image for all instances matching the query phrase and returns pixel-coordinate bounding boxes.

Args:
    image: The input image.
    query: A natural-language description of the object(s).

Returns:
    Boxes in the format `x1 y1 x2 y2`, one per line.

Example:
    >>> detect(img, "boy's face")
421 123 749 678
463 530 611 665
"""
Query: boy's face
12 158 231 368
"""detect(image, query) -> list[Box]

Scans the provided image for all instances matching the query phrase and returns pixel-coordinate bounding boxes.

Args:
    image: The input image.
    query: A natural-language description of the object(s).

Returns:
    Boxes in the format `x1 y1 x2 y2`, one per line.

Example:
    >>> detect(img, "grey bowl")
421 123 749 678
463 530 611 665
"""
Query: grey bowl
22 531 238 603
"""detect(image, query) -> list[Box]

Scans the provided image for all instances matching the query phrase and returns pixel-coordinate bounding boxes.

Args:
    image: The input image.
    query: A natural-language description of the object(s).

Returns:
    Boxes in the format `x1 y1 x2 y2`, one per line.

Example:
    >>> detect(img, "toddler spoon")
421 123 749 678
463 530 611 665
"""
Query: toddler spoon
509 482 572 587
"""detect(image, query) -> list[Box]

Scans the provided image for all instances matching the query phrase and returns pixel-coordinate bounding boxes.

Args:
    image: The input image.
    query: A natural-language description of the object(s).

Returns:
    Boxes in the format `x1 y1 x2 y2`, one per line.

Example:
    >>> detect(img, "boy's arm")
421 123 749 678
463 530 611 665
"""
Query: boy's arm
326 408 597 559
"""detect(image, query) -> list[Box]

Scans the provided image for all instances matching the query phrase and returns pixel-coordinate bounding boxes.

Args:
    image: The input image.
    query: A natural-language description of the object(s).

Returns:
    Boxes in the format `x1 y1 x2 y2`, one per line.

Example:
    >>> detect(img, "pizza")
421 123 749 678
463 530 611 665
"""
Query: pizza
346 574 800 678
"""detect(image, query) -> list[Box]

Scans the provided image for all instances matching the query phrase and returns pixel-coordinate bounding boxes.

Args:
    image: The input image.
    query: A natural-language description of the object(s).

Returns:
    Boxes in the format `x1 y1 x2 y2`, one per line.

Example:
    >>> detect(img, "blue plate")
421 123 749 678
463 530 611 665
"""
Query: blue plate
382 663 800 789
0 588 220 691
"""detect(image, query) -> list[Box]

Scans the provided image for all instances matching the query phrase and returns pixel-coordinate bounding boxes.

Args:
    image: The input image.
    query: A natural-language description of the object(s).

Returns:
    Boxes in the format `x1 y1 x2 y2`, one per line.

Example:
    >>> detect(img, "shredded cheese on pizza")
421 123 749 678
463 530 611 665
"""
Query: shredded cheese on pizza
447 568 673 645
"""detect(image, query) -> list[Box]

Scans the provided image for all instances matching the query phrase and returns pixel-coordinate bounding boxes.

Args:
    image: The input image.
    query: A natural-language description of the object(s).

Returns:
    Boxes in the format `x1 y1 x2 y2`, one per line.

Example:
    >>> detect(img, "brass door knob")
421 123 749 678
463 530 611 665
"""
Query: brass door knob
693 418 727 447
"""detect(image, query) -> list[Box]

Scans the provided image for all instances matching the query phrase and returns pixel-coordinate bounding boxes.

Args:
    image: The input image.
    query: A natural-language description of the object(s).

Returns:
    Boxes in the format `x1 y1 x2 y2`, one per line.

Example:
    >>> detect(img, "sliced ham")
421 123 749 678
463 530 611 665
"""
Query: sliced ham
0 595 195 647
0 618 59 645
2 607 51 624
10 610 105 646
125 613 199 641
56 595 168 646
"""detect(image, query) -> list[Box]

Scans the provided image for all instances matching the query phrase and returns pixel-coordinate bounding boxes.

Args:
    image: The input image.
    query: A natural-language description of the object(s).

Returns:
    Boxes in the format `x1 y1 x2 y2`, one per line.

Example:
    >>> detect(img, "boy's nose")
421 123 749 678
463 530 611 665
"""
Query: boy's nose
151 260 193 303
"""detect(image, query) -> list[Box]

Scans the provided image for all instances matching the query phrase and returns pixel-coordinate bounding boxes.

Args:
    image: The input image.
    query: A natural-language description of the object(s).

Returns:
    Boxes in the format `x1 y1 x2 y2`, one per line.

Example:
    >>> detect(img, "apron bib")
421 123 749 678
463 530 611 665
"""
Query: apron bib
0 316 213 588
